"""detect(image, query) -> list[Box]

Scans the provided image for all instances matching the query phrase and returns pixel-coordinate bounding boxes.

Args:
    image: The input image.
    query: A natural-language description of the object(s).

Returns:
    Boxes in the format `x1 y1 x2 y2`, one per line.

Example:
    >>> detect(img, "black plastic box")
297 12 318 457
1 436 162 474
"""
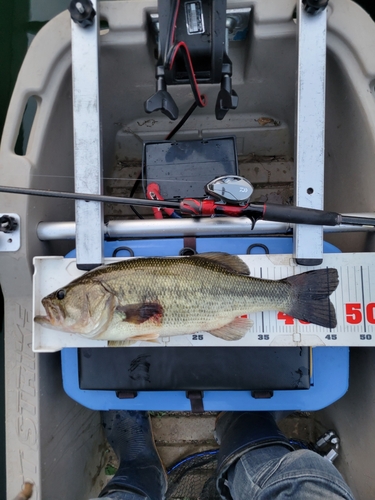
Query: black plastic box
142 136 238 200
78 347 310 391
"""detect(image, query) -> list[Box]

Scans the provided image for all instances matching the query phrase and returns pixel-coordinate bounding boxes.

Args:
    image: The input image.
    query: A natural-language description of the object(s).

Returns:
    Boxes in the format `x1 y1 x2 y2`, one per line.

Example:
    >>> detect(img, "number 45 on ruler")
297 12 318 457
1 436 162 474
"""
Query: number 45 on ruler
276 312 338 341
279 304 375 326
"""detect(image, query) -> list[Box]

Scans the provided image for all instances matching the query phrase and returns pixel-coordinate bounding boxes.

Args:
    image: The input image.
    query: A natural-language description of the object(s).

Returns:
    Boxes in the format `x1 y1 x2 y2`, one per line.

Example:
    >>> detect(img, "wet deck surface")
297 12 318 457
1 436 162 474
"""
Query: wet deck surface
103 410 319 481
152 410 318 468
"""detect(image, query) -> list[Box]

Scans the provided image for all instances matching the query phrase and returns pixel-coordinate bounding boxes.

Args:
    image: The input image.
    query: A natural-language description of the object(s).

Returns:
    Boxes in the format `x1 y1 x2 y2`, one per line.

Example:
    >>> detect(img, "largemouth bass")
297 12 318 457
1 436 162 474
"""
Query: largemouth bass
34 253 339 343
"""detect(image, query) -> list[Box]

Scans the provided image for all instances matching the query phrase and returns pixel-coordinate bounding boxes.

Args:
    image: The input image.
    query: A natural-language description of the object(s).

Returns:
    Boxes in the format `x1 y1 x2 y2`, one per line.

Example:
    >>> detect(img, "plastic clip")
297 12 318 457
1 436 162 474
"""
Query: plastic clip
315 430 340 462
146 183 176 219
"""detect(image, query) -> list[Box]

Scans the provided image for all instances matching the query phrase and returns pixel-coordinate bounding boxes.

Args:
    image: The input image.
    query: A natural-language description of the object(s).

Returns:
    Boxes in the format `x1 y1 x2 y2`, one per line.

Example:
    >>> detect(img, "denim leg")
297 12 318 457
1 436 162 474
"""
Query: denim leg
226 446 355 500
90 491 147 500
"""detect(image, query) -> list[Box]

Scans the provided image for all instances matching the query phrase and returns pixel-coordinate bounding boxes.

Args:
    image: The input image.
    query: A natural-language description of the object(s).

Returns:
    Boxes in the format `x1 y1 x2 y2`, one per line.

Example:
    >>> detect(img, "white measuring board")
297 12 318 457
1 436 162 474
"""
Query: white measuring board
33 253 375 352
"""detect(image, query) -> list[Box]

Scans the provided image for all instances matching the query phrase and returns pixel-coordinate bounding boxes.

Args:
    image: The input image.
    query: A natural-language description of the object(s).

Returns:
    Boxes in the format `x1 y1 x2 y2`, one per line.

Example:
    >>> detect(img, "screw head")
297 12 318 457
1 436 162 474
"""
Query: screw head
302 0 329 14
69 0 96 28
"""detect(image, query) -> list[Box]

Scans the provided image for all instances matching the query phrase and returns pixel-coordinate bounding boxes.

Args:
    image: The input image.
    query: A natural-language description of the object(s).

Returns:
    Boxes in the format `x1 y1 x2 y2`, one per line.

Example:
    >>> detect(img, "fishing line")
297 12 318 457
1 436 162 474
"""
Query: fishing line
128 172 144 219
30 174 227 183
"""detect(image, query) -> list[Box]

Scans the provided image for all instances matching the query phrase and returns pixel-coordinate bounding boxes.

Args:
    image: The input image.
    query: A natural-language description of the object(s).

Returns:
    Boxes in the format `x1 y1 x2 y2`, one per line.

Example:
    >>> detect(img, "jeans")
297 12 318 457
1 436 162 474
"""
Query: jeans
91 446 355 500
91 493 145 500
226 445 355 500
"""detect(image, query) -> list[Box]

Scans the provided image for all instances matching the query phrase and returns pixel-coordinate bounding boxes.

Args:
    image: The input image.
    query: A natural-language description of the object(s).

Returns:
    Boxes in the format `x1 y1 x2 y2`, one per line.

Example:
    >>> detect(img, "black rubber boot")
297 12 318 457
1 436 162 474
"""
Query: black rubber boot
215 411 294 500
99 411 168 500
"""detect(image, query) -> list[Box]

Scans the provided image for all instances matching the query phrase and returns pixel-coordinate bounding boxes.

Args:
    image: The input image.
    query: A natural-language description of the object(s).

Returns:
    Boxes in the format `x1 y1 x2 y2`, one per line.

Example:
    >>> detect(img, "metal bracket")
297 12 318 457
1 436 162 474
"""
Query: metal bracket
315 430 340 462
71 0 104 270
294 0 327 265
226 8 252 42
0 214 20 252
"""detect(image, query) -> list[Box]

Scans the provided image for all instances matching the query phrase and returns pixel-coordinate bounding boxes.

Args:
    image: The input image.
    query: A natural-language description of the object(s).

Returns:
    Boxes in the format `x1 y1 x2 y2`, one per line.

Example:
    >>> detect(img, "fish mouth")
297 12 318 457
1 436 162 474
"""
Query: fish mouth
34 314 53 326
34 299 65 328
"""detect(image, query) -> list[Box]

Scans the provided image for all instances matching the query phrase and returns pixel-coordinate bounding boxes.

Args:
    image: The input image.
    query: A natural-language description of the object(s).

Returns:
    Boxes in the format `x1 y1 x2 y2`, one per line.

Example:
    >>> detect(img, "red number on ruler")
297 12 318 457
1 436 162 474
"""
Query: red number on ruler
366 303 375 324
277 313 310 325
277 303 375 326
277 312 295 324
345 303 362 324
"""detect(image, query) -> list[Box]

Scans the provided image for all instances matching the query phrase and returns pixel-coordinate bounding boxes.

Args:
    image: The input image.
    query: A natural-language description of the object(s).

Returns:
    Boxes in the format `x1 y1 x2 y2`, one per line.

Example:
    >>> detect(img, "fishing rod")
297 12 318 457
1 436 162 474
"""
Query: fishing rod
0 185 180 209
1 177 375 228
180 198 375 228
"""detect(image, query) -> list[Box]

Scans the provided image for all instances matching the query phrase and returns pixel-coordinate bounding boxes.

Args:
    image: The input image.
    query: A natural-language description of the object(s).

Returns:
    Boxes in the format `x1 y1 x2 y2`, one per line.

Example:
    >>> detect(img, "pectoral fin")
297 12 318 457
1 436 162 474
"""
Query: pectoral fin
108 333 160 347
108 340 138 347
115 303 163 325
131 333 160 342
208 317 253 341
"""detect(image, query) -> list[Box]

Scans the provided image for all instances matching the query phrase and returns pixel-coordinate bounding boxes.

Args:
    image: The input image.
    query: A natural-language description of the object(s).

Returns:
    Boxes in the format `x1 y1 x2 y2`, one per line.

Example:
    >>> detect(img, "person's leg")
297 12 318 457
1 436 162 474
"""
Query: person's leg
92 493 145 500
215 412 355 500
228 446 355 500
96 411 167 500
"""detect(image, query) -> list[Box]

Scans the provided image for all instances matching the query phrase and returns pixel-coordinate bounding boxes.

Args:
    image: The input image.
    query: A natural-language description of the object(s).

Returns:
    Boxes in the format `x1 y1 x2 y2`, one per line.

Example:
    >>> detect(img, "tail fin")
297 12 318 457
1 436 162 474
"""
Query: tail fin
282 268 339 329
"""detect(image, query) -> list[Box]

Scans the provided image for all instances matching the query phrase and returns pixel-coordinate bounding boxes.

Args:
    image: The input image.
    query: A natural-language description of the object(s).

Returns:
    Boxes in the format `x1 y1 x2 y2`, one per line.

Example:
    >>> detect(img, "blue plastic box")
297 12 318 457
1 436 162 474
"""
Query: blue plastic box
62 236 349 411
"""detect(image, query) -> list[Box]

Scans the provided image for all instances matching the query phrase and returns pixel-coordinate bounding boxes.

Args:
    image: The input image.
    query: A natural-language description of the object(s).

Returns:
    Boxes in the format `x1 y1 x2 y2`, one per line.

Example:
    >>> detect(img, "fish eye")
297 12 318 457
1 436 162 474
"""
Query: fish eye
56 289 66 300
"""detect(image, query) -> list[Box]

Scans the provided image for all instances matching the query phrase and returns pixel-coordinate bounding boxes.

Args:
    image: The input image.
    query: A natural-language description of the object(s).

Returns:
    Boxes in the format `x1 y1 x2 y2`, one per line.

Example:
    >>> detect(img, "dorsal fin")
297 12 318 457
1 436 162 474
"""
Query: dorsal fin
192 252 250 275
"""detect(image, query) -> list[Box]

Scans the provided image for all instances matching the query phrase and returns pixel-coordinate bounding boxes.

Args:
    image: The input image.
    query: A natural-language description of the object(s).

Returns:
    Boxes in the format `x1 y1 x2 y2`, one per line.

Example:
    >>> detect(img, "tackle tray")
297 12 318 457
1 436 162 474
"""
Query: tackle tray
142 136 238 200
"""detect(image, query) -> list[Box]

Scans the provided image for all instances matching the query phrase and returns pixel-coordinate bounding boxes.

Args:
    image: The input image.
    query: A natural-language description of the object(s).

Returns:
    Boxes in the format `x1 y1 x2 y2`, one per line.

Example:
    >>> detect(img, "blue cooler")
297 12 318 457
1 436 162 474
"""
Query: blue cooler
61 236 349 411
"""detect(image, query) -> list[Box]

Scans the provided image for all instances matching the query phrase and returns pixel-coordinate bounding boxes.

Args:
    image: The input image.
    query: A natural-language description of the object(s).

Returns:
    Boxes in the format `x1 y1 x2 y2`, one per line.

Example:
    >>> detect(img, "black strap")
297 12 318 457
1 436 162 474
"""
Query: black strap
186 391 204 413
181 236 196 255
116 391 138 399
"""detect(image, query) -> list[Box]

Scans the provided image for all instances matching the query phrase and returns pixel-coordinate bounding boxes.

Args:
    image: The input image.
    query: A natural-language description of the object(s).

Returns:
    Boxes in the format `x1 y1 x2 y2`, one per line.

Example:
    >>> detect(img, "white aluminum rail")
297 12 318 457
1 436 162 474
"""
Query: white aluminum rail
294 0 327 264
37 216 375 241
71 0 104 269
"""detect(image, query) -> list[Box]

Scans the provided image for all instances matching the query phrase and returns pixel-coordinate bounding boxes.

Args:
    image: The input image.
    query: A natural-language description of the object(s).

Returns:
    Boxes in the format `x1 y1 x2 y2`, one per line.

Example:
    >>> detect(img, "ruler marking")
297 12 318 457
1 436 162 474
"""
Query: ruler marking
340 265 345 335
346 266 351 302
361 266 367 333
367 266 374 333
326 266 332 333
260 267 265 333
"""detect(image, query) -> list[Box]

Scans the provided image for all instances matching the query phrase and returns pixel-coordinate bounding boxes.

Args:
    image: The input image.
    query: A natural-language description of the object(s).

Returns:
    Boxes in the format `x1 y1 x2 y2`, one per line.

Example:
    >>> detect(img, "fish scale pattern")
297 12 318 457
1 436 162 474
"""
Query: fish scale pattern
85 255 292 339
38 254 340 340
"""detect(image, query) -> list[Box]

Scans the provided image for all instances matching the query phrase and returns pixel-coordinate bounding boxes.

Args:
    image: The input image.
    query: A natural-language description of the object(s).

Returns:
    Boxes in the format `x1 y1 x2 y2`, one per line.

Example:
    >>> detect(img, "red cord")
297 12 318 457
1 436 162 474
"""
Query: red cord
168 41 206 108
170 0 180 46
165 0 206 108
